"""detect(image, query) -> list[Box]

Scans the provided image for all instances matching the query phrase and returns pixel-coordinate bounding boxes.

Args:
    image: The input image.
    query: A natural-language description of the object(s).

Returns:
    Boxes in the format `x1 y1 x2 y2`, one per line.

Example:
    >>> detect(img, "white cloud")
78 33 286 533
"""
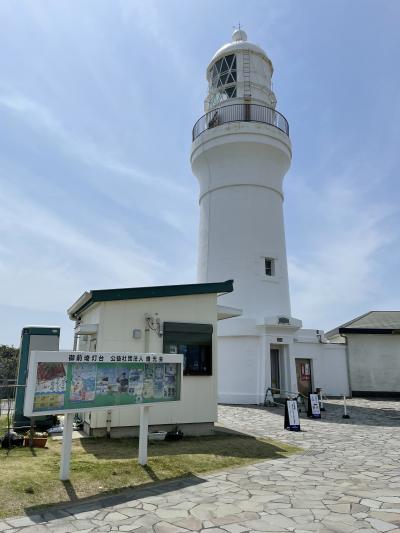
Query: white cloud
0 182 165 312
287 172 397 330
0 90 188 197
117 0 193 81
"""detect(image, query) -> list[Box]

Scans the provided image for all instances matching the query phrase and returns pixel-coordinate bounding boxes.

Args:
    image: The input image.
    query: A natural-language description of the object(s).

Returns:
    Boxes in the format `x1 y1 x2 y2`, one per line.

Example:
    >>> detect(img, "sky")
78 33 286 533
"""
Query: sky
0 0 399 349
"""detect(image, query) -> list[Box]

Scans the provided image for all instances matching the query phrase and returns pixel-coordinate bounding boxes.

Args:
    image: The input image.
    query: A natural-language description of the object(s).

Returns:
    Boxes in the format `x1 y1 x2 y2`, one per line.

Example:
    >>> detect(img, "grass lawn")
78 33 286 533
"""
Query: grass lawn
0 432 300 519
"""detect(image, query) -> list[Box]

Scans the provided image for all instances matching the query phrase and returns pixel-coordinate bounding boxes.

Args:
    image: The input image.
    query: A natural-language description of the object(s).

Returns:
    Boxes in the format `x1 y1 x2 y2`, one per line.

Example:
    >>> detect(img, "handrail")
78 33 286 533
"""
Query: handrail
268 387 307 400
192 103 289 141
264 387 307 409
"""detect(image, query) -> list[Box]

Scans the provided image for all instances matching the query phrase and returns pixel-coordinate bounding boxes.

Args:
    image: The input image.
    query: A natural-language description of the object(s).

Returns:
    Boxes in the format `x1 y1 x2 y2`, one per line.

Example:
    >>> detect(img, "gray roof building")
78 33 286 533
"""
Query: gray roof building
326 311 400 338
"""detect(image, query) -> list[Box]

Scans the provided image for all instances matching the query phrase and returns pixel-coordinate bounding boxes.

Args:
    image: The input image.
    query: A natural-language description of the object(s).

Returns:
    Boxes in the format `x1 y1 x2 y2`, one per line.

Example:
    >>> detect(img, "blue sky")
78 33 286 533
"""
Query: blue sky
0 0 399 348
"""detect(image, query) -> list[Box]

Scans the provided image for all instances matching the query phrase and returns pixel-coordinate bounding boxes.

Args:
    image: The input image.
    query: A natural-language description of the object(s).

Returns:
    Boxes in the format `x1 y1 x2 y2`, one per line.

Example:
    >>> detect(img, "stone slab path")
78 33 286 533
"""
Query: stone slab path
1 399 400 532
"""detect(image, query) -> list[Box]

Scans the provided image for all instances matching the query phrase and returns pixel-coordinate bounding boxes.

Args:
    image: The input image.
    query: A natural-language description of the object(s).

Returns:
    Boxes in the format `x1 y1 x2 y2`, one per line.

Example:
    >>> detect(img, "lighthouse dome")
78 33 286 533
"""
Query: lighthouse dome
205 29 276 112
211 29 271 65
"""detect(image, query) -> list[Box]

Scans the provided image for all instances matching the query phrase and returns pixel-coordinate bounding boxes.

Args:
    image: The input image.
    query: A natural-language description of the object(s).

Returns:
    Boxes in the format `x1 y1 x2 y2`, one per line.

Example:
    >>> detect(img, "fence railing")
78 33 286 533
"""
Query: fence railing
192 103 289 141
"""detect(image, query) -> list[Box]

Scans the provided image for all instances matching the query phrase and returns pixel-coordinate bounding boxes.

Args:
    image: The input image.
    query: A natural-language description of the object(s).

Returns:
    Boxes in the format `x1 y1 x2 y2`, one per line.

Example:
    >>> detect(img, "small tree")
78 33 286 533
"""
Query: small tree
0 344 19 399
0 345 18 436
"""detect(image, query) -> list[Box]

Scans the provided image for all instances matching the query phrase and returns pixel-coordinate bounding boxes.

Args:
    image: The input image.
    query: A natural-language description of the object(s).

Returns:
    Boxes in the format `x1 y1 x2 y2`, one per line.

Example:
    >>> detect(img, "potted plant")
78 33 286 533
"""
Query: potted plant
23 431 48 448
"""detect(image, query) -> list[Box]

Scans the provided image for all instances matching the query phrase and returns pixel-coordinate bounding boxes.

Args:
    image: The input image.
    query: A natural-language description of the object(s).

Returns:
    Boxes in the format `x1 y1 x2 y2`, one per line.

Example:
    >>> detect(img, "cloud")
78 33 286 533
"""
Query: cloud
0 87 197 346
0 90 187 197
0 181 166 312
287 170 397 330
117 0 193 81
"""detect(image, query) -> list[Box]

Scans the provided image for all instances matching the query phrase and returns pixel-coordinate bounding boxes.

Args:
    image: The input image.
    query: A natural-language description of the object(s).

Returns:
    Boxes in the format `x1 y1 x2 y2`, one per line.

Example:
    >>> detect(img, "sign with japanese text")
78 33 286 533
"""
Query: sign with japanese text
284 399 301 431
24 351 182 417
308 393 321 419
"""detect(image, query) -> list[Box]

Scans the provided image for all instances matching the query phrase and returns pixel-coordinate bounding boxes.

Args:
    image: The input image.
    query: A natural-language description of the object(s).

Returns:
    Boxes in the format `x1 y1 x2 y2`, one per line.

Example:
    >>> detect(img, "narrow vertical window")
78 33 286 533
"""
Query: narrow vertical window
265 258 275 276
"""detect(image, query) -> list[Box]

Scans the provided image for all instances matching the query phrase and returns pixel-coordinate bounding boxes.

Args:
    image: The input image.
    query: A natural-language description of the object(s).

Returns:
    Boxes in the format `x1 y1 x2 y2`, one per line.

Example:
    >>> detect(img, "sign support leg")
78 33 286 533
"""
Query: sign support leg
138 405 149 465
60 413 74 480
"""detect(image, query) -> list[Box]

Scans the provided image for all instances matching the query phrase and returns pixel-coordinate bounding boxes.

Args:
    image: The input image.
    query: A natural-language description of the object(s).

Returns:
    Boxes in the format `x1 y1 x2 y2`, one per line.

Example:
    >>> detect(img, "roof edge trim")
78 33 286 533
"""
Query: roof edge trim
68 280 234 320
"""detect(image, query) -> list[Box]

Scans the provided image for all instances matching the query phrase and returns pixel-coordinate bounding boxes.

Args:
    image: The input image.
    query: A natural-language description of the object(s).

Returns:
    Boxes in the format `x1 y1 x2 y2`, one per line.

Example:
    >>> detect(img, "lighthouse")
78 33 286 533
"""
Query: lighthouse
190 29 304 404
191 29 292 319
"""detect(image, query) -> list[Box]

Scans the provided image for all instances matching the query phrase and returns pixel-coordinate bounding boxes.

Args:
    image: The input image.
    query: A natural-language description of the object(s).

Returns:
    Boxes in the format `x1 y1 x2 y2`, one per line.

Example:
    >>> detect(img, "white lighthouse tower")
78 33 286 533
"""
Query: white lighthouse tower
191 29 303 403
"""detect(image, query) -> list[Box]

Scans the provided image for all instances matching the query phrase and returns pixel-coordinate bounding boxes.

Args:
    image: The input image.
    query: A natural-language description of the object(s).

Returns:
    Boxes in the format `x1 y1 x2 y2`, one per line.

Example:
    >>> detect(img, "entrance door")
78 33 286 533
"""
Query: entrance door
295 358 312 396
270 349 280 393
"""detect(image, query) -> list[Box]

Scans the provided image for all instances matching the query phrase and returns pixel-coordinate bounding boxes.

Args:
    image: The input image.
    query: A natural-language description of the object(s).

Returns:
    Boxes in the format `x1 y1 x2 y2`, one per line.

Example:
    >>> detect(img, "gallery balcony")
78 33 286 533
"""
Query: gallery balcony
192 103 289 141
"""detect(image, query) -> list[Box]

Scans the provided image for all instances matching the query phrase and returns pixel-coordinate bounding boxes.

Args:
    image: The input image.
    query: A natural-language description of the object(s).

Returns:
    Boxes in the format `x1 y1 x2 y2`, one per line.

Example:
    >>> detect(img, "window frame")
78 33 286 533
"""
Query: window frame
265 258 275 277
163 322 213 377
208 53 237 107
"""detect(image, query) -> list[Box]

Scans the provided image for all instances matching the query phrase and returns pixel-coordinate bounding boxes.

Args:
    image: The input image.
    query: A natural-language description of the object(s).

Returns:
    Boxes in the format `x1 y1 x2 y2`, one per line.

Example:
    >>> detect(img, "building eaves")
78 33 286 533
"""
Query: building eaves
68 280 234 320
326 311 400 338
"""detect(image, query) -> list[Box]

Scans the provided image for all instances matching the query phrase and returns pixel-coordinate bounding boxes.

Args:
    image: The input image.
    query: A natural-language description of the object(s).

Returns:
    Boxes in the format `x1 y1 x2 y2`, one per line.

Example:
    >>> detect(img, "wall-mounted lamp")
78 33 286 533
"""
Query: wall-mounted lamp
132 329 142 339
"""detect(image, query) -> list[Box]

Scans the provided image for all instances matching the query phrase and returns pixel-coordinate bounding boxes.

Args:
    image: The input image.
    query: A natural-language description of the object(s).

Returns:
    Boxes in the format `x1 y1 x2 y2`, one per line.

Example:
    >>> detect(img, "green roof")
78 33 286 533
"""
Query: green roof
68 280 234 319
21 326 60 336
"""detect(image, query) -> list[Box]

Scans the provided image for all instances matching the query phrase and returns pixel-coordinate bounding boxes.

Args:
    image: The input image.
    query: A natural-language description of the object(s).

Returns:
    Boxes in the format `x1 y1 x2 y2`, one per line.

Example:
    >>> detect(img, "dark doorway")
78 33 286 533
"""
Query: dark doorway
270 349 280 393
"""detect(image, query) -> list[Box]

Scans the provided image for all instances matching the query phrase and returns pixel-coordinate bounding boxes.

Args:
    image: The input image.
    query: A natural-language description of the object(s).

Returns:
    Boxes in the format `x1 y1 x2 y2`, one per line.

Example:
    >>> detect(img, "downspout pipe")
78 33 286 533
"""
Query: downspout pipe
73 317 82 350
144 316 150 353
340 333 352 398
73 320 79 350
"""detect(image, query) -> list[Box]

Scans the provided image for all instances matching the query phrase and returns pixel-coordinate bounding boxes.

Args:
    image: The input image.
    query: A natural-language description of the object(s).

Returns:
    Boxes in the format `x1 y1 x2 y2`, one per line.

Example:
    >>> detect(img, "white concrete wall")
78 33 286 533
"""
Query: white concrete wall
217 327 349 404
81 303 101 325
79 294 218 430
291 339 349 396
347 334 400 393
192 124 292 320
77 304 101 351
218 335 262 404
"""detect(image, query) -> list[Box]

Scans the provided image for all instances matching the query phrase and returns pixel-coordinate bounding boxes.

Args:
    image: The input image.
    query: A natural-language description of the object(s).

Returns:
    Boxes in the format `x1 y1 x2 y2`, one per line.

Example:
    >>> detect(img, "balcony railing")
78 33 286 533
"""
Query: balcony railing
192 103 289 141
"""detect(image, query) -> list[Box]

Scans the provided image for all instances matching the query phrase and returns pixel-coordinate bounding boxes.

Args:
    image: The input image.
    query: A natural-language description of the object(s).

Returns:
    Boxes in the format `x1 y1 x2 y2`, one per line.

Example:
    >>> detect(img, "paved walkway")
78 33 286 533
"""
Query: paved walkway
1 399 400 532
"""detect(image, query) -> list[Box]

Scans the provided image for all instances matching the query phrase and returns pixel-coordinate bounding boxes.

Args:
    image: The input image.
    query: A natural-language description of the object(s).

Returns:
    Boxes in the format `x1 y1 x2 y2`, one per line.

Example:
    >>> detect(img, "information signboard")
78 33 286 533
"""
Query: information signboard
24 351 182 417
284 399 301 431
307 393 321 419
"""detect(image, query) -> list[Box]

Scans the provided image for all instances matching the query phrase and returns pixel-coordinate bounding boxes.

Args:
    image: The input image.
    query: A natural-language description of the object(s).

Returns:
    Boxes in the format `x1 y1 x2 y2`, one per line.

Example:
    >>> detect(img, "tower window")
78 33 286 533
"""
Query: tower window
208 54 237 108
210 54 237 89
265 258 275 276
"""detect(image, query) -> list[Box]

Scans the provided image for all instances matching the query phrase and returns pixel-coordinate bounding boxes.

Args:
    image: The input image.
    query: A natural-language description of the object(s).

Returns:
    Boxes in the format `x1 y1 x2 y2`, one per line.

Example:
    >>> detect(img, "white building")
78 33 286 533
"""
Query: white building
191 29 349 403
67 280 234 436
326 311 400 398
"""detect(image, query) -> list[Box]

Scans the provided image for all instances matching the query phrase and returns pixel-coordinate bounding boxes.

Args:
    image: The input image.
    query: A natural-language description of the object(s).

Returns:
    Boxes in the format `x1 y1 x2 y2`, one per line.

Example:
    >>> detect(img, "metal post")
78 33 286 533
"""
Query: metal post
342 395 350 419
138 405 150 465
319 389 325 411
29 417 35 448
106 410 112 439
60 413 74 480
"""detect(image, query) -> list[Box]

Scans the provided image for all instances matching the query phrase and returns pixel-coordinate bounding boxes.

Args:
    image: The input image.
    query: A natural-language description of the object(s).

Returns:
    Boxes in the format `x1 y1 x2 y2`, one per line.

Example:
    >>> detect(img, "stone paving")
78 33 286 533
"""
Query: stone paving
1 398 400 532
